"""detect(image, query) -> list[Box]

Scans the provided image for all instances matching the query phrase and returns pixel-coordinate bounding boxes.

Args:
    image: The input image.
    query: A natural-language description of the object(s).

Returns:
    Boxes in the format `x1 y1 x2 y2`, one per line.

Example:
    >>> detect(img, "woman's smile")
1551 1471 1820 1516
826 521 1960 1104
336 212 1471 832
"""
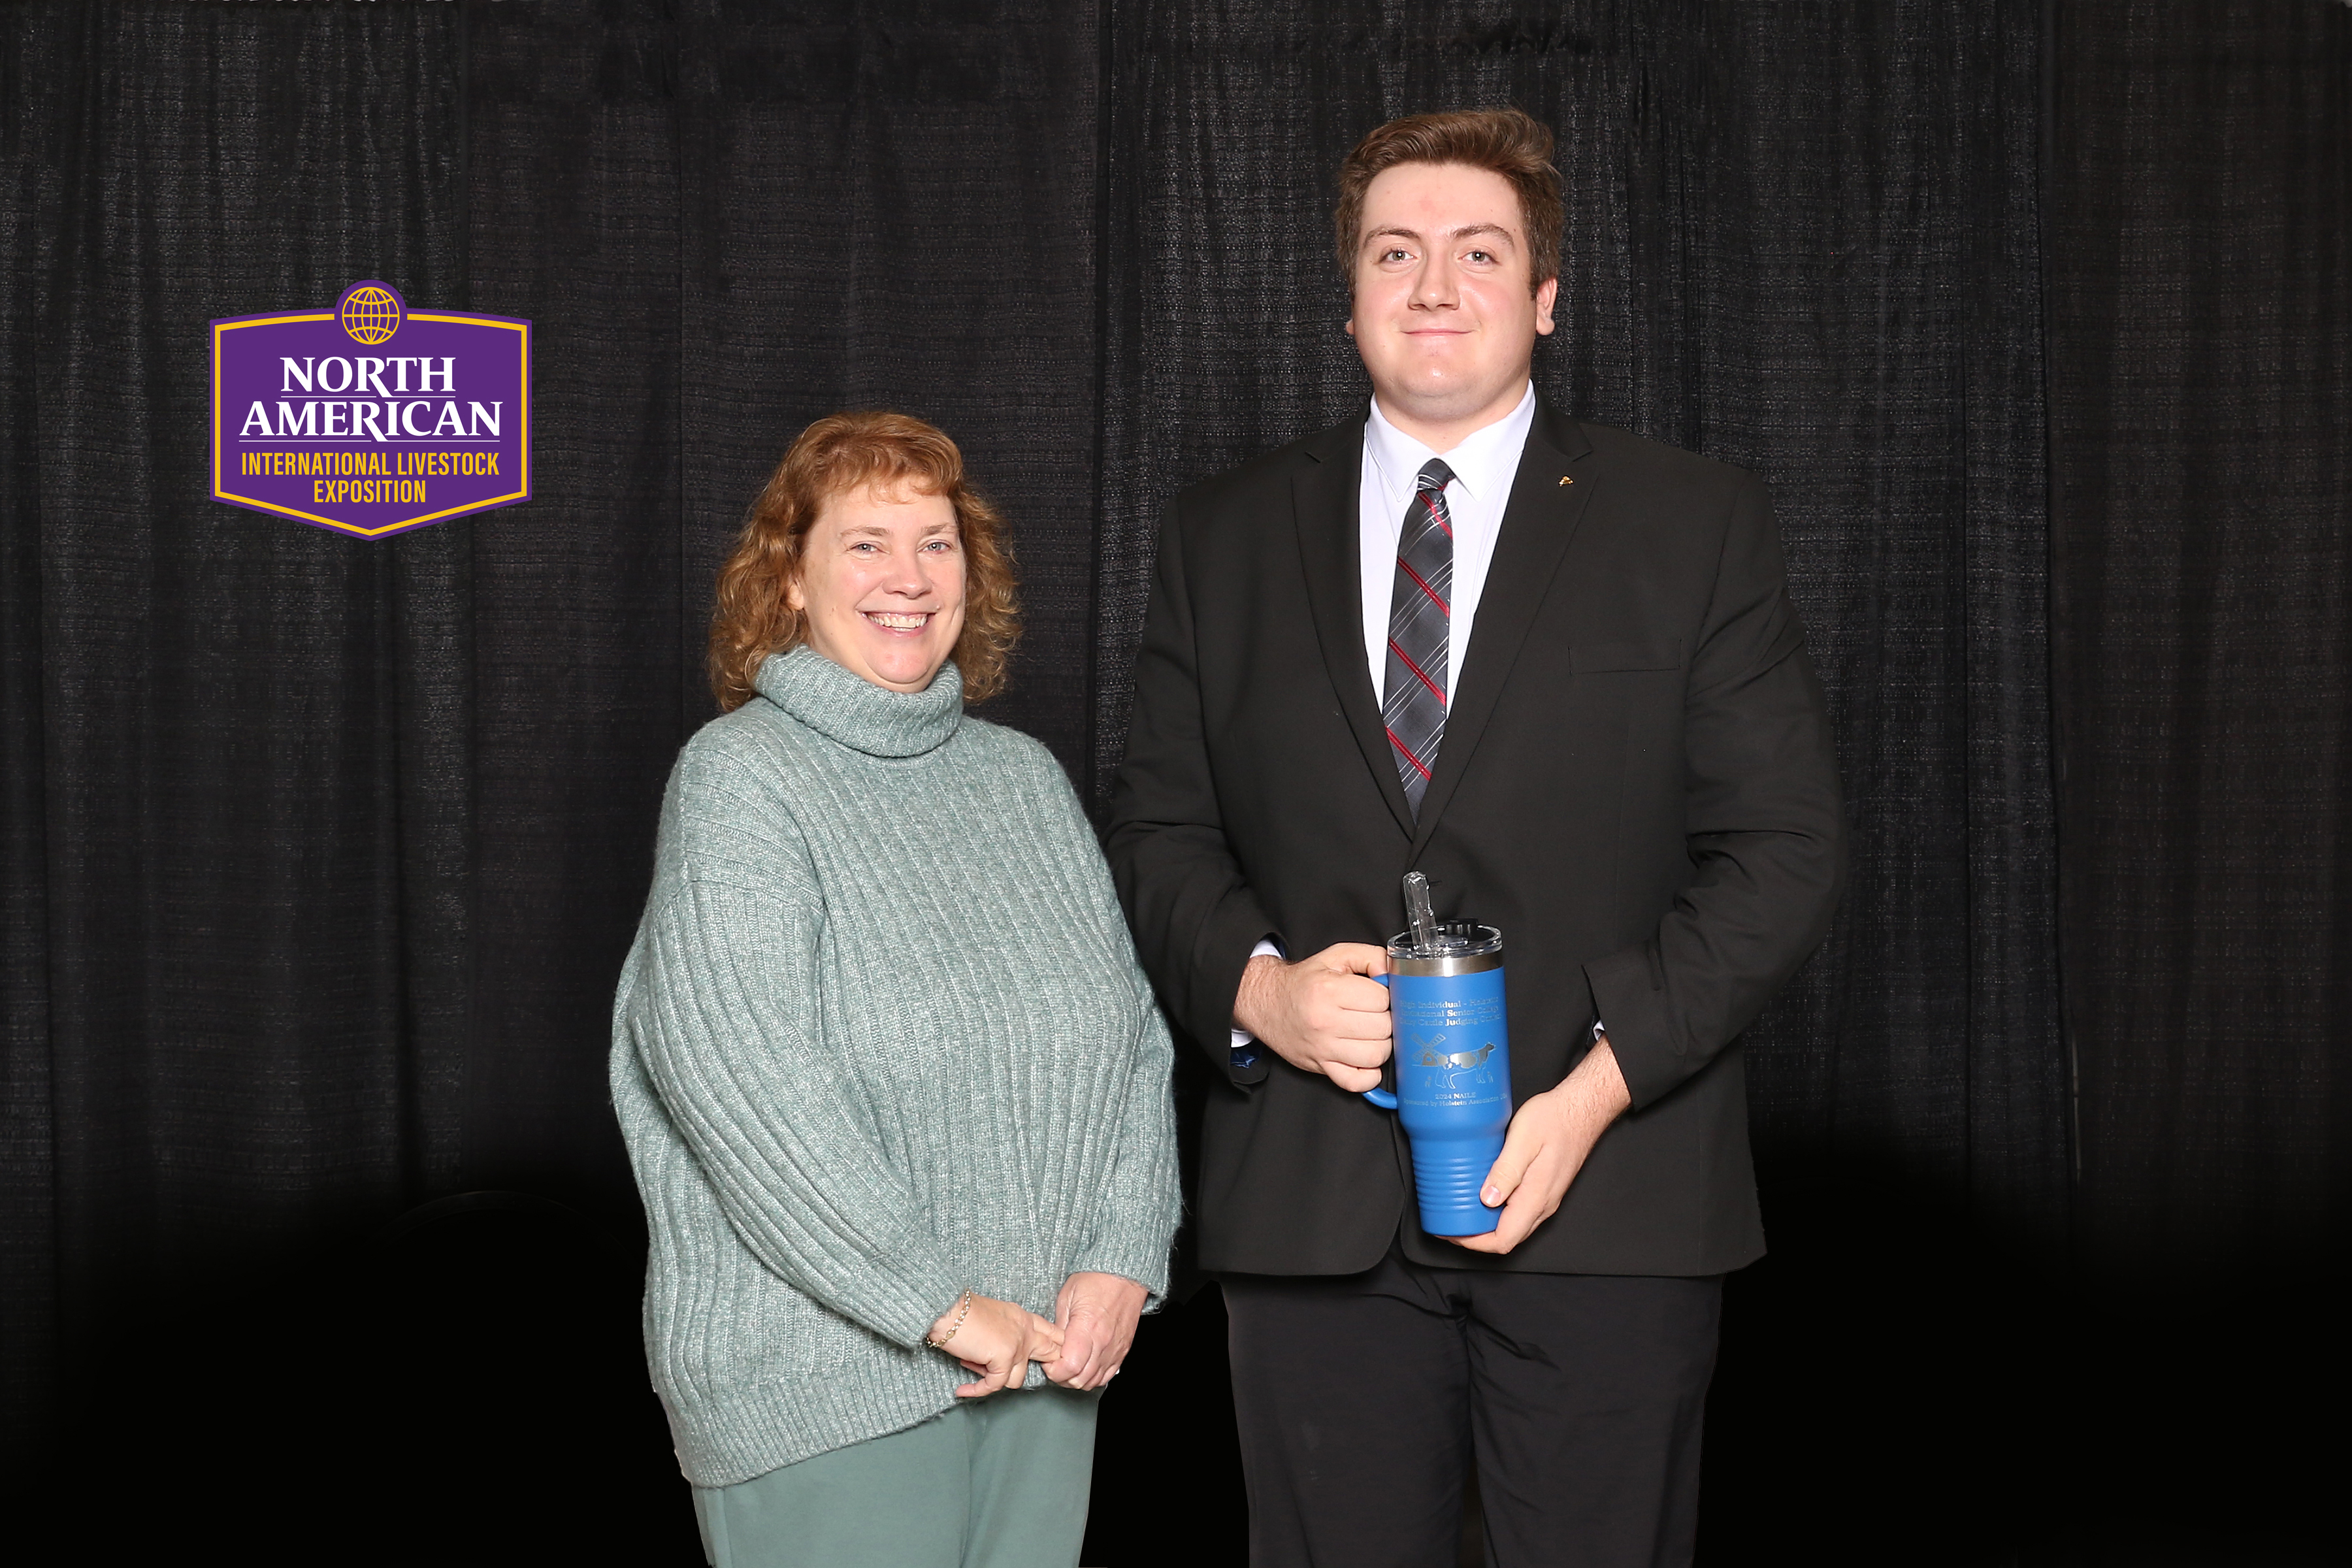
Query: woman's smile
861 609 935 633
787 483 968 693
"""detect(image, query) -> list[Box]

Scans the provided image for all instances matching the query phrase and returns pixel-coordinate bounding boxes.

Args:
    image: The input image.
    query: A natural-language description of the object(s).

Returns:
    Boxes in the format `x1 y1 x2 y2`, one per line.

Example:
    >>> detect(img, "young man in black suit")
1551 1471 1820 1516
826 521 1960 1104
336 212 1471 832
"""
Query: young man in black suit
1105 108 1846 1567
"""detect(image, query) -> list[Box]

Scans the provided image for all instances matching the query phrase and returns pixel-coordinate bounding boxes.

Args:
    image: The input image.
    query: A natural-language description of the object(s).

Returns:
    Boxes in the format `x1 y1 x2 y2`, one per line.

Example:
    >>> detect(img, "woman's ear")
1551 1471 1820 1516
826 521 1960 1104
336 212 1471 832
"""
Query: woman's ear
784 571 805 613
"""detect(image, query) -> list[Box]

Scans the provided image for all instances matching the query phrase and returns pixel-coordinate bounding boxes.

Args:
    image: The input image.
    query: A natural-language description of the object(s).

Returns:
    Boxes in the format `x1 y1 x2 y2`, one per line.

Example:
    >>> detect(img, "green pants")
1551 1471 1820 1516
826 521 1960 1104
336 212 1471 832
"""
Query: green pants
692 1386 1102 1568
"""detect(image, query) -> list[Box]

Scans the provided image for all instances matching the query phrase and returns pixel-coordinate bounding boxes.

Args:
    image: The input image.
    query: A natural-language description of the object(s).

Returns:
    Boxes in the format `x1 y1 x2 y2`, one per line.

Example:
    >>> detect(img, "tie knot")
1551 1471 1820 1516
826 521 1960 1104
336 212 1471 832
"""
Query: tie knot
1416 459 1455 495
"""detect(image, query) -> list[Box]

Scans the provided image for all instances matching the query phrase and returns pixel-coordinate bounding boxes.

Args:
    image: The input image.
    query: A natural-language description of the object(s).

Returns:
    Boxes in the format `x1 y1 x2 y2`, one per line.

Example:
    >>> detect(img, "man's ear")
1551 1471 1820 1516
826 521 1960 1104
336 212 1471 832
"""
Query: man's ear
1534 276 1559 337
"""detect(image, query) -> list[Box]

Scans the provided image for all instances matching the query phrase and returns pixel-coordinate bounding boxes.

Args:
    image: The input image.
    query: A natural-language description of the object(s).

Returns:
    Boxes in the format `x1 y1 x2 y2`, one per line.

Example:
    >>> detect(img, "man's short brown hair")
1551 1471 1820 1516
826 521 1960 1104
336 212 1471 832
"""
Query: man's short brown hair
1333 107 1563 295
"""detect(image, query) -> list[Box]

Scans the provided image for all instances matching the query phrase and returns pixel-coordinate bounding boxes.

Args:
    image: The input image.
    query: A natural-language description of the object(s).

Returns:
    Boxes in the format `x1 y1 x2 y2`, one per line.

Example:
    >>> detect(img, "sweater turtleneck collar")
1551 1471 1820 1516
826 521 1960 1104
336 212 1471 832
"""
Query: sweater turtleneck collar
753 644 964 758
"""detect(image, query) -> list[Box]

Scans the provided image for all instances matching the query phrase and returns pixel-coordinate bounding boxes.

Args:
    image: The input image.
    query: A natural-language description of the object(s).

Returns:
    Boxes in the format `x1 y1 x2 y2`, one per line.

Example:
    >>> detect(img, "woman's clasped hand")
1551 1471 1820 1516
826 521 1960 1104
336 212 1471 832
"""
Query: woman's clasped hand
931 1294 1063 1398
930 1270 1148 1397
1045 1271 1148 1392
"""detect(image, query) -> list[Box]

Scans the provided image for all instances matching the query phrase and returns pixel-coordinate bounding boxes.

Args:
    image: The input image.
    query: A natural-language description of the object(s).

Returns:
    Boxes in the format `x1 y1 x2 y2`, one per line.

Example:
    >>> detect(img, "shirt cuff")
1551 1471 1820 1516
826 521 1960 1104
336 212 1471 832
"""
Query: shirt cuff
1230 938 1288 1047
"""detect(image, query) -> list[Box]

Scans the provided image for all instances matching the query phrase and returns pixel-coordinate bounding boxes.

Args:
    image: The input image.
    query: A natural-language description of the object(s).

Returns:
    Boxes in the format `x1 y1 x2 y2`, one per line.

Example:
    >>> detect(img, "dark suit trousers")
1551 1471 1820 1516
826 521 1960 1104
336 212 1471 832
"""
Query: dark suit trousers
1222 1249 1722 1568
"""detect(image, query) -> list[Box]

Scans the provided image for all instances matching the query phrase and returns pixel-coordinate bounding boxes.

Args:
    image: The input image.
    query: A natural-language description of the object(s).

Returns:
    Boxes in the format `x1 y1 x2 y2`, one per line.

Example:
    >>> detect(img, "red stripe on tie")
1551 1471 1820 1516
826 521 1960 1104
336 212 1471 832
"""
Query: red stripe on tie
1388 639 1446 706
1397 559 1450 613
1385 726 1434 781
1420 490 1454 538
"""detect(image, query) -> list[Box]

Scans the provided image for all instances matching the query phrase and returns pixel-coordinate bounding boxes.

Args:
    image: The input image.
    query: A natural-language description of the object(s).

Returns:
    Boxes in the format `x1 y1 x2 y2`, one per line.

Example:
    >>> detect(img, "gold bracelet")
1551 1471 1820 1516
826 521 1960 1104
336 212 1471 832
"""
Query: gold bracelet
925 1288 975 1348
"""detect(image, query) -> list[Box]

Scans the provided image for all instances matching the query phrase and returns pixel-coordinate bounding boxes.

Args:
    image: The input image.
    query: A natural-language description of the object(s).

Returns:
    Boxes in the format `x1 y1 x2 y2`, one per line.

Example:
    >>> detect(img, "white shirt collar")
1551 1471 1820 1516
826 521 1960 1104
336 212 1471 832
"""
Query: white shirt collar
1364 381 1538 515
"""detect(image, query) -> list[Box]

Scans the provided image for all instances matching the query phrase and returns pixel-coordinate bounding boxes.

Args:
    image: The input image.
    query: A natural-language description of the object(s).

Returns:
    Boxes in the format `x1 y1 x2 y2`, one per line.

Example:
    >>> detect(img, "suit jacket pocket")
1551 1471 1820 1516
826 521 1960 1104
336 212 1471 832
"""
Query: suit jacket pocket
1570 639 1684 673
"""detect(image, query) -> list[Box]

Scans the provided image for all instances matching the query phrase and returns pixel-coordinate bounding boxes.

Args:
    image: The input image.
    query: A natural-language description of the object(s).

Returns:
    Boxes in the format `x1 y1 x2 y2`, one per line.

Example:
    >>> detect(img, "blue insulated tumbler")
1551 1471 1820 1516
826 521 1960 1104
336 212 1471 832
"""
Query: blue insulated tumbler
1364 922 1512 1237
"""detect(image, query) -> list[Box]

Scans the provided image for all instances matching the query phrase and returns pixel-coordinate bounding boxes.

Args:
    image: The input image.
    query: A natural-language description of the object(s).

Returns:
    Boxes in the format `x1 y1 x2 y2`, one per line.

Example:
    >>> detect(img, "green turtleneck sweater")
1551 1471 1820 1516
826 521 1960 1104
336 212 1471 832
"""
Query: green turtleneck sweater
610 646 1179 1488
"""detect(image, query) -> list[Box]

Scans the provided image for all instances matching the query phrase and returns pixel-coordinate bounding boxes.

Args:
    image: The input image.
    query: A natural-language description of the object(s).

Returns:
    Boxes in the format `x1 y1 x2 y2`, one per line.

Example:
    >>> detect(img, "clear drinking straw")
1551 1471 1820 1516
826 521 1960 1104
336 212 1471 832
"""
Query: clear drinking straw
1402 870 1440 955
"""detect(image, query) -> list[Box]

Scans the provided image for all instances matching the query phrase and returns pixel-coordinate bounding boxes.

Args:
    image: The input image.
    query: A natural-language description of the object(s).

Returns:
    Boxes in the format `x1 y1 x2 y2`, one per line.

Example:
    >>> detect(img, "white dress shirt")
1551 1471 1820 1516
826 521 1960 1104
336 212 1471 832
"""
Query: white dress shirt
1358 382 1537 706
1233 383 1538 1049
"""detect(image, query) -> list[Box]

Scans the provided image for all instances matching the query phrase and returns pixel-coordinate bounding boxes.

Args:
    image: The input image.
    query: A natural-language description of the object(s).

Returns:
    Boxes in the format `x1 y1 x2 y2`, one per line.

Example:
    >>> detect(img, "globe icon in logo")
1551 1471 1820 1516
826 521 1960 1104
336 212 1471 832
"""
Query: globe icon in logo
340 284 402 345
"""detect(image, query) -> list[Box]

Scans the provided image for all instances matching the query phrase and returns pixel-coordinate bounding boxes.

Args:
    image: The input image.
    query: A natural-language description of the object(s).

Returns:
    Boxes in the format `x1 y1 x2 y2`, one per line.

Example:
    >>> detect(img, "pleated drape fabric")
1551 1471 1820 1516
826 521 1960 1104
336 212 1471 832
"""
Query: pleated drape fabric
1 0 476 1483
2050 0 2352 1281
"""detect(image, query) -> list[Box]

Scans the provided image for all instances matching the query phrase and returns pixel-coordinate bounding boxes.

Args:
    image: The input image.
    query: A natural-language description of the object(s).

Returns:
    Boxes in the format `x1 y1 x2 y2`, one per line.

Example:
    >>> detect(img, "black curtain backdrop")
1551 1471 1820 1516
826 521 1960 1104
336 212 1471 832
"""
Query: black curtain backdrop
3 2 2346 1563
1 1 487 1550
2040 9 2352 1555
2052 0 2351 1281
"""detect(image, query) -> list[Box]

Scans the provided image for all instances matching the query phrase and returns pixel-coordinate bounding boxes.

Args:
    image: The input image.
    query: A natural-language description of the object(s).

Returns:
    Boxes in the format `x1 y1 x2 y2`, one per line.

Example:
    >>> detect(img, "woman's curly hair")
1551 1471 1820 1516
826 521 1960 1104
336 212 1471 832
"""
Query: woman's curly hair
708 411 1021 711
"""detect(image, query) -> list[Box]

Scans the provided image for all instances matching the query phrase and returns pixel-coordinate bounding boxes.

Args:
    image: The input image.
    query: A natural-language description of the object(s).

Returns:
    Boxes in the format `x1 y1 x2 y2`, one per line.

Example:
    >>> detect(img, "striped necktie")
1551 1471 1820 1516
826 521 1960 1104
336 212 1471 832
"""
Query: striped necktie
1382 458 1455 815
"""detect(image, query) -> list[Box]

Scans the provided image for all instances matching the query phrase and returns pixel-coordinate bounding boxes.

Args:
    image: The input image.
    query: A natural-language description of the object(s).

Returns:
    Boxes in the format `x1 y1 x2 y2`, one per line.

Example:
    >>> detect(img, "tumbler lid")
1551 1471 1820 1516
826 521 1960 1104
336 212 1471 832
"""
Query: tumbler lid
1386 921 1503 975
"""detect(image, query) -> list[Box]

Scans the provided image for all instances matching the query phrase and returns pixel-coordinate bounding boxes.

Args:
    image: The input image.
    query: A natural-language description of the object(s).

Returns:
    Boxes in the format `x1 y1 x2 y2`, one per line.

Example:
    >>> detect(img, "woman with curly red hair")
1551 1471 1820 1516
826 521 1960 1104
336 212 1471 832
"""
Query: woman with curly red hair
612 411 1177 1568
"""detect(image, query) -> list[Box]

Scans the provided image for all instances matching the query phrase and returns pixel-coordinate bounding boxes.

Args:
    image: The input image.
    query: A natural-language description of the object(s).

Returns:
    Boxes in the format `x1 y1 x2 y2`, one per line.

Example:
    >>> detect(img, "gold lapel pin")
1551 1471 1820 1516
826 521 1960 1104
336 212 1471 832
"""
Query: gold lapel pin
1559 476 1573 485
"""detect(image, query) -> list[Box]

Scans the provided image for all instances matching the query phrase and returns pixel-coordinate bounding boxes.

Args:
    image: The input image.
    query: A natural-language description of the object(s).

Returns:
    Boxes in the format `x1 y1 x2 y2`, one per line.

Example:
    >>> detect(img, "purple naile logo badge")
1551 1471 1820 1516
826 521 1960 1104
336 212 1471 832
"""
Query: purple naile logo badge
210 280 531 538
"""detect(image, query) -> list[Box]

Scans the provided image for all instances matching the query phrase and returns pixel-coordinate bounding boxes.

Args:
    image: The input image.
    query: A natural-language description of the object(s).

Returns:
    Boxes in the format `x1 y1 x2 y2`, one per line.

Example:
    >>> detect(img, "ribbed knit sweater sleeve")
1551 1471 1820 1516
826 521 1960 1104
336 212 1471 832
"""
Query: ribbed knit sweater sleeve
1070 985 1180 1299
1028 768 1181 1299
628 746 962 1350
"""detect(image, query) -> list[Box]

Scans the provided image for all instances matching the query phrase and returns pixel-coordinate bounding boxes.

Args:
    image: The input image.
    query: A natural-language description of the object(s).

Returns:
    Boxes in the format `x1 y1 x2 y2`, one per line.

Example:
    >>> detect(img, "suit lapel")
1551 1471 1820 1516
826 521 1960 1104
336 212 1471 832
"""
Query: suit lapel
1292 419 1417 840
1409 405 1596 858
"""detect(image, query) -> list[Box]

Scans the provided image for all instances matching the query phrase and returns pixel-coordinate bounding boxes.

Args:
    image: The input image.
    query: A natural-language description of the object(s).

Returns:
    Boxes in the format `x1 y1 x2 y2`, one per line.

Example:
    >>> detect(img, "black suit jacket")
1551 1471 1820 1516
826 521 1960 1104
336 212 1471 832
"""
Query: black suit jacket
1104 401 1846 1277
